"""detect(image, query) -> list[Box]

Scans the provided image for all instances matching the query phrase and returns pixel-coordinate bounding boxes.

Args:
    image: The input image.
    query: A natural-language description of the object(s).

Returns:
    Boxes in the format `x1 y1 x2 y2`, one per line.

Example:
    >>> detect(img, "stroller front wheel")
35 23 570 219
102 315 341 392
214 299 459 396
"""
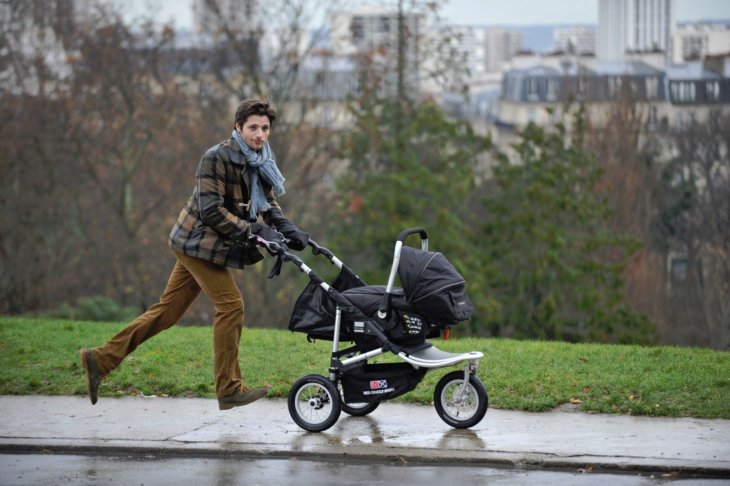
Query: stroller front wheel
288 374 342 432
434 371 488 429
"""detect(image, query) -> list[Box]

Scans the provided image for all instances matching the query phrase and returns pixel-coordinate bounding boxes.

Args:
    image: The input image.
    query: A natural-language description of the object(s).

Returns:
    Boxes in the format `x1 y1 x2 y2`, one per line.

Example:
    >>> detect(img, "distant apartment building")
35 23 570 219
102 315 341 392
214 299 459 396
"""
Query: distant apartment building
329 5 425 93
441 26 488 78
597 0 674 65
673 23 730 63
484 28 523 72
424 26 521 86
330 5 425 56
498 57 729 129
554 26 596 55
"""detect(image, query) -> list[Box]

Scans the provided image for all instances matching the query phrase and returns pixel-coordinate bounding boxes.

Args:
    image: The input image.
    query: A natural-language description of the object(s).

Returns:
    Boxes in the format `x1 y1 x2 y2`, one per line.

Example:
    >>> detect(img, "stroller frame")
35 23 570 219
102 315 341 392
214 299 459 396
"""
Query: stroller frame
258 227 488 432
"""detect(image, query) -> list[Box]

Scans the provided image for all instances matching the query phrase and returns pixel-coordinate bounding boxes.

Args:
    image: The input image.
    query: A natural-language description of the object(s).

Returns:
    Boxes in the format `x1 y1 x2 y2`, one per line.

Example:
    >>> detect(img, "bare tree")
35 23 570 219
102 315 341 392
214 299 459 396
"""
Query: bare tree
655 110 730 349
0 2 209 315
583 82 667 337
585 78 730 349
0 0 85 312
63 18 210 309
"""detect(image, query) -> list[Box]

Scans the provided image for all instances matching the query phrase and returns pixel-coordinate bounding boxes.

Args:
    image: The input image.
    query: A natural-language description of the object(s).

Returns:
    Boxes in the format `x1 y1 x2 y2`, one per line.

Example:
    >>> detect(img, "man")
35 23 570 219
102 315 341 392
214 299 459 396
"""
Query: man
80 98 308 410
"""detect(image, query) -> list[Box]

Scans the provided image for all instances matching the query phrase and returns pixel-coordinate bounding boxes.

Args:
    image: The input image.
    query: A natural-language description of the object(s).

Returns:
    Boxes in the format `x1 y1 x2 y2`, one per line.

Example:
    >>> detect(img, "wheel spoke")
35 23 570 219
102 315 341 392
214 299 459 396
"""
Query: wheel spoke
296 383 334 425
443 381 477 420
288 374 342 432
434 371 488 429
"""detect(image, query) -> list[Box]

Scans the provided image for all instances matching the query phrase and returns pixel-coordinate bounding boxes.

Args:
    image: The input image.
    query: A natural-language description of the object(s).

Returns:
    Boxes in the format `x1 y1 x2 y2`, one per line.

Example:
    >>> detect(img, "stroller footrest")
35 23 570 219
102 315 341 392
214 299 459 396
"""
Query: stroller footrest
398 344 483 369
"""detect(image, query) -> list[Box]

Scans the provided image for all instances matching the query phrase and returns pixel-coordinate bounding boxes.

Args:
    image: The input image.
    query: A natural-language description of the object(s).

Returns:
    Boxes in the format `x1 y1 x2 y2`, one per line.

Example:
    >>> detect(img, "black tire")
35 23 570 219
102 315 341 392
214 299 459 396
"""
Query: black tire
338 382 380 417
434 371 488 429
288 374 341 432
341 400 380 416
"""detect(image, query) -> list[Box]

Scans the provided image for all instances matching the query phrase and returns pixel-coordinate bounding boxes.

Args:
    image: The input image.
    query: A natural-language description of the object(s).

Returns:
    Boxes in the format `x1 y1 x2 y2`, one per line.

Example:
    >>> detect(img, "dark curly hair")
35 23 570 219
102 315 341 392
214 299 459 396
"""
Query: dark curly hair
234 98 277 128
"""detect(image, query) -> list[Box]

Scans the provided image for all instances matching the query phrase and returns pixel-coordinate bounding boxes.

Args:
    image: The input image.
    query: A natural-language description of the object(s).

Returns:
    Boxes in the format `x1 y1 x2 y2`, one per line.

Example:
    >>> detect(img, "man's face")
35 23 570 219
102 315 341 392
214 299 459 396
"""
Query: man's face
237 114 271 151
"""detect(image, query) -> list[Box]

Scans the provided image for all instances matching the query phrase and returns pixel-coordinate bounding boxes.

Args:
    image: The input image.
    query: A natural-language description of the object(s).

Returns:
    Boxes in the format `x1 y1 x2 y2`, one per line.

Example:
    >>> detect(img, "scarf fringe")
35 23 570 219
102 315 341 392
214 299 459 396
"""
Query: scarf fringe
231 129 286 220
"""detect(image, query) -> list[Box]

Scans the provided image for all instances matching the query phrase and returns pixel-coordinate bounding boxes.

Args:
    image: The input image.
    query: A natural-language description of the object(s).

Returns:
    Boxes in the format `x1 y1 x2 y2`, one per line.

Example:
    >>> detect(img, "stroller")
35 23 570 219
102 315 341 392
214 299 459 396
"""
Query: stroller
256 227 488 433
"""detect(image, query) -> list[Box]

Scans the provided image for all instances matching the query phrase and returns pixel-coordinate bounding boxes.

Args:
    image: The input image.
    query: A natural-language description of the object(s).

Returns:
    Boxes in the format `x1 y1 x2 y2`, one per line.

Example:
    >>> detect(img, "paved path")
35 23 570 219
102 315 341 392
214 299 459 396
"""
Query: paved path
0 396 728 476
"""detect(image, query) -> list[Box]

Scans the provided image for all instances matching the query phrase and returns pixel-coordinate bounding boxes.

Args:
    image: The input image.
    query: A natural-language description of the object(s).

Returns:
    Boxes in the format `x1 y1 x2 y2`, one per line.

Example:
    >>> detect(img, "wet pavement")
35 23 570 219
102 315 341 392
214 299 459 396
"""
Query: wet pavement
3 453 726 485
0 395 728 477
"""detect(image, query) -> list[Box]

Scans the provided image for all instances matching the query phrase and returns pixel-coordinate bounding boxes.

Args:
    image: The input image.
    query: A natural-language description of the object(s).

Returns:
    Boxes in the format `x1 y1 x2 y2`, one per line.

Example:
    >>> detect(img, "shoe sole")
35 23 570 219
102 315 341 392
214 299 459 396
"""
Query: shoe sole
218 389 268 410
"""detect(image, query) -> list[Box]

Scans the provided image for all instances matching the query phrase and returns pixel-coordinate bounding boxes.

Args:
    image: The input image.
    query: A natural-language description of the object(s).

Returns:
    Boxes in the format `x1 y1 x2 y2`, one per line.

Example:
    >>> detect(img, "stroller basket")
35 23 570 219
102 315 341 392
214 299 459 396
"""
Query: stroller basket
340 362 427 403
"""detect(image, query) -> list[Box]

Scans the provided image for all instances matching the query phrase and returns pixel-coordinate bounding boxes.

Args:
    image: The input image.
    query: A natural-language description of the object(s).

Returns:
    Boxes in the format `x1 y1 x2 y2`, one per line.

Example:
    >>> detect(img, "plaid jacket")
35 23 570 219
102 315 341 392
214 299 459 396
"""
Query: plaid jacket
169 136 284 269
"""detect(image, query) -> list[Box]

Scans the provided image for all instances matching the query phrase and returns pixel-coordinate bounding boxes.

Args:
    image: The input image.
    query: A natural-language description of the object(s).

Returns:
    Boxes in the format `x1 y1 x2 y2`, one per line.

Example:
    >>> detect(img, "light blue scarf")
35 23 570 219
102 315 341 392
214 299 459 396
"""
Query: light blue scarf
231 129 286 221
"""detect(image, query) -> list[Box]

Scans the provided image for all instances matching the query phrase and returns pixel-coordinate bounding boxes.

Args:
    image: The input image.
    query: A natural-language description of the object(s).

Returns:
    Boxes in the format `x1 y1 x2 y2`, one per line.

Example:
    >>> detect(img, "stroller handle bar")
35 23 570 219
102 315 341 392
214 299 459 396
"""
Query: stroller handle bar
307 239 344 269
249 235 356 306
250 235 343 269
250 235 332 292
379 227 429 320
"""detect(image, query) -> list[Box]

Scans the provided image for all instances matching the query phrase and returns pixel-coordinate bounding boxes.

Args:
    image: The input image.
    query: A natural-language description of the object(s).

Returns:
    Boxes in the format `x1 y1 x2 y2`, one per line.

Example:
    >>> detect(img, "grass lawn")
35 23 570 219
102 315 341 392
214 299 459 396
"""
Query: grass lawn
1 317 728 418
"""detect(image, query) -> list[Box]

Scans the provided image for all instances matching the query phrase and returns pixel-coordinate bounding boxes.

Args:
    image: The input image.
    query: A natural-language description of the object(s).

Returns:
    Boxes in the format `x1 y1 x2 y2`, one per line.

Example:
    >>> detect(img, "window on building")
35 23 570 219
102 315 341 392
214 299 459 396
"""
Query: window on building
351 17 364 40
682 36 706 60
527 78 540 100
608 77 623 97
706 81 720 102
577 76 587 96
379 16 390 32
547 78 558 101
315 71 326 88
682 82 696 102
672 81 697 103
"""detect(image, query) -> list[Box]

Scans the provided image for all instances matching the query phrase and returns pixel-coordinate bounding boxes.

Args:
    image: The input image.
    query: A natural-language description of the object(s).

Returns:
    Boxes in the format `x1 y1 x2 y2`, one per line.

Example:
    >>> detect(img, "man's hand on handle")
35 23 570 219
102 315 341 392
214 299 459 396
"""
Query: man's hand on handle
250 223 288 255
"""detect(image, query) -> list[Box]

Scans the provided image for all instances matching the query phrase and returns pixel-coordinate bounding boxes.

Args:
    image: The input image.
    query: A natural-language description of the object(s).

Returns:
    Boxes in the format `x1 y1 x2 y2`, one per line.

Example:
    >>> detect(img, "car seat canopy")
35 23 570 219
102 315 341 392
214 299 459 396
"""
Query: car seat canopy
398 246 473 325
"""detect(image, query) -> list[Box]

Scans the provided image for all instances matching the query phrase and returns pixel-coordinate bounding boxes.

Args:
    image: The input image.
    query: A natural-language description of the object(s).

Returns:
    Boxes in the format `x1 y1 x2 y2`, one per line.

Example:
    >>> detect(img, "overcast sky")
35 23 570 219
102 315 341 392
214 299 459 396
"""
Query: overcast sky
443 0 728 25
115 0 730 29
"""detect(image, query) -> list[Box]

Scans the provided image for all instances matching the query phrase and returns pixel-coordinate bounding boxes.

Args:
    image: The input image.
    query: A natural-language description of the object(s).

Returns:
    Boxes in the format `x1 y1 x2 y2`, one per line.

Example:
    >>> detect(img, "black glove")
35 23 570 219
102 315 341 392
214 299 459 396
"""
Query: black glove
249 223 286 252
280 226 309 251
264 208 309 251
251 223 289 256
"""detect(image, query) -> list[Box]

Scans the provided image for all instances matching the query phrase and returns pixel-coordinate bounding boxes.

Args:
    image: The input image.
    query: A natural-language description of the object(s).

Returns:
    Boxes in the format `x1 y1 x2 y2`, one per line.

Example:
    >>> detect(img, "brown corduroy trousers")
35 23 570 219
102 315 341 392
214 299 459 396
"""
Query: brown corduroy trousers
91 251 244 398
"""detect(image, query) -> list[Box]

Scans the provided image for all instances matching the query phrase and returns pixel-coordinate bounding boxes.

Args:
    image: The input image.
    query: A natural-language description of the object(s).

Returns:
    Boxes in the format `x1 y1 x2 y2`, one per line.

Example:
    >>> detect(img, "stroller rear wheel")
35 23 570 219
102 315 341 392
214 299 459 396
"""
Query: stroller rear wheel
288 374 341 432
434 371 488 429
341 399 379 417
338 382 380 416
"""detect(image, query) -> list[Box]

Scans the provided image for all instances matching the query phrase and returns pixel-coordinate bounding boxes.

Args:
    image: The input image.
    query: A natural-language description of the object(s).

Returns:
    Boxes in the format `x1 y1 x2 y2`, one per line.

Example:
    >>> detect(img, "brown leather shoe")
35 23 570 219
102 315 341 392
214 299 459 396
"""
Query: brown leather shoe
218 386 269 410
80 349 104 405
